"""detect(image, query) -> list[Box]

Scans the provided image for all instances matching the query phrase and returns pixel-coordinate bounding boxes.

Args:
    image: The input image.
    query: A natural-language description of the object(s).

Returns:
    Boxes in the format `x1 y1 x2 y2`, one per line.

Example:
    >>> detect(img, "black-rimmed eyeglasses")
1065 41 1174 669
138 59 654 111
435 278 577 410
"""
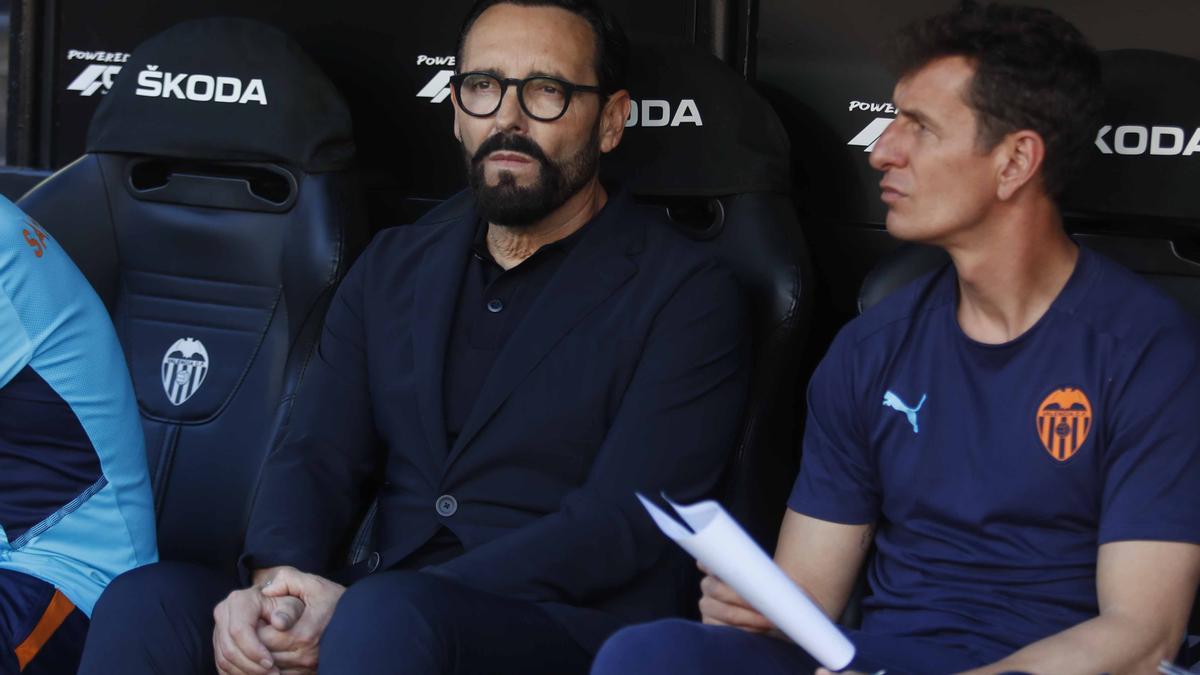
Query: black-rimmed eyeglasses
450 72 604 122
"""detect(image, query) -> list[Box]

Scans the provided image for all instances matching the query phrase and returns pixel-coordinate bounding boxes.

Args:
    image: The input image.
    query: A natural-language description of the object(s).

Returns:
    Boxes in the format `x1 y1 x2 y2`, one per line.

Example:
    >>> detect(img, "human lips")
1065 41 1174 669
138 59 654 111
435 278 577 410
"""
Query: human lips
486 152 534 168
879 180 907 205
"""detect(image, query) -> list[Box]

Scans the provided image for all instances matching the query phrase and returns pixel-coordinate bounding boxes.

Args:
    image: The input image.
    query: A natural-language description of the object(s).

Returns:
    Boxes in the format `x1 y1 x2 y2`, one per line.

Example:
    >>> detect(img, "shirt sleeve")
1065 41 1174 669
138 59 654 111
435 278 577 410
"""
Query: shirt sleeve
1098 321 1200 544
0 288 33 388
787 323 880 525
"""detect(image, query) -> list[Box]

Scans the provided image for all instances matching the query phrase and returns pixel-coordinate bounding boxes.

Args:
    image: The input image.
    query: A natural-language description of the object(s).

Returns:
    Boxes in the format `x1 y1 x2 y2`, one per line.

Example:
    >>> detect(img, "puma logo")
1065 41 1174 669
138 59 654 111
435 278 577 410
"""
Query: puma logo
883 390 926 434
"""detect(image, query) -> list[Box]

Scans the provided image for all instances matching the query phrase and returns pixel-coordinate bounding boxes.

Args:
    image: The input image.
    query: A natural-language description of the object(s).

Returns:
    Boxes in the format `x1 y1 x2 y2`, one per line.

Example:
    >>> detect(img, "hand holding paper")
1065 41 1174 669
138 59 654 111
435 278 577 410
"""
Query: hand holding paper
698 565 775 632
638 494 856 672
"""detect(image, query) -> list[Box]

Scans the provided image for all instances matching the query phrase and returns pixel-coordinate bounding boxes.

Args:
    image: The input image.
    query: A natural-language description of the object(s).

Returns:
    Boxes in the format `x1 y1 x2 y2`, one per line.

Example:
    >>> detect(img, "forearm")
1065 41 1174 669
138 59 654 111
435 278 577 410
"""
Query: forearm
960 611 1182 675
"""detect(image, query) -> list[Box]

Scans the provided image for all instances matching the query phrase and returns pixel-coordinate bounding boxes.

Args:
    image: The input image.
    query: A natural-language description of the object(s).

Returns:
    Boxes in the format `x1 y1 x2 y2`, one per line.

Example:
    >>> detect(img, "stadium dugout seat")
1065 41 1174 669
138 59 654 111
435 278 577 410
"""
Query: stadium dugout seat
15 18 367 578
853 48 1200 656
605 40 814 548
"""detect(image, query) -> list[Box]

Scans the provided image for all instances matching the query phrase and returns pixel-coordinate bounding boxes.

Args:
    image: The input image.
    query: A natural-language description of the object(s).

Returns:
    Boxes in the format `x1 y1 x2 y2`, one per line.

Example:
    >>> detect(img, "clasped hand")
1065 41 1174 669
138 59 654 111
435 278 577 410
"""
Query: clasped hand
212 566 346 675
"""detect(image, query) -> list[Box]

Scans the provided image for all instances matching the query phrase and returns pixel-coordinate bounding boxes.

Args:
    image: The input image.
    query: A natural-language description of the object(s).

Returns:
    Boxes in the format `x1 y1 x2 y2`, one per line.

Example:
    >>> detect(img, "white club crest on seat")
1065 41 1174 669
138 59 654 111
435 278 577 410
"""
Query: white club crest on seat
161 337 209 406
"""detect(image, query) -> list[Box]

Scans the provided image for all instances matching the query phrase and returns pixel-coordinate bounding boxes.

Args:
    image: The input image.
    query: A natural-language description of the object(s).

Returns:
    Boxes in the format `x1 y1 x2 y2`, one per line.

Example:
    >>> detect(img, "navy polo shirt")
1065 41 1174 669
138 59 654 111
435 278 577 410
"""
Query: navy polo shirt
790 245 1200 663
443 218 589 449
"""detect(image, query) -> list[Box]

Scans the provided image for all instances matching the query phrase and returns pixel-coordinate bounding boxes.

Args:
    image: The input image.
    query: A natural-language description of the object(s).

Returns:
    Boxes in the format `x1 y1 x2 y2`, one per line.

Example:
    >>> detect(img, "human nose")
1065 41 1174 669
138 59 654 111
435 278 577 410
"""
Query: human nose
868 118 903 172
492 81 528 133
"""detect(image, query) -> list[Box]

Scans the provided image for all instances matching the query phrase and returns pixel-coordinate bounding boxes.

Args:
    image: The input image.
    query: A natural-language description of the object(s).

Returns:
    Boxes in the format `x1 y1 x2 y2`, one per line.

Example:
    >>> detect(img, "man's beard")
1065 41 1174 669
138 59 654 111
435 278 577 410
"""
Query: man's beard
465 123 600 227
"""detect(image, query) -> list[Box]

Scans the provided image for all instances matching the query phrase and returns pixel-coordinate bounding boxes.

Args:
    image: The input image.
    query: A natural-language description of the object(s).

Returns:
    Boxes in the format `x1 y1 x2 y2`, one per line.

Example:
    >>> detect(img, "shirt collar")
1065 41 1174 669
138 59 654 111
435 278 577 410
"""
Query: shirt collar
469 197 605 265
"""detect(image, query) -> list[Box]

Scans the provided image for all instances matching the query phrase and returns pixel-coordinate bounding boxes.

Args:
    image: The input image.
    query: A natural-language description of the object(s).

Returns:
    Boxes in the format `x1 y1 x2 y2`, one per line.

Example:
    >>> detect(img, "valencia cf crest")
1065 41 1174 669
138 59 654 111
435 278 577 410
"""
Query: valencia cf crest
1036 387 1092 462
162 338 209 407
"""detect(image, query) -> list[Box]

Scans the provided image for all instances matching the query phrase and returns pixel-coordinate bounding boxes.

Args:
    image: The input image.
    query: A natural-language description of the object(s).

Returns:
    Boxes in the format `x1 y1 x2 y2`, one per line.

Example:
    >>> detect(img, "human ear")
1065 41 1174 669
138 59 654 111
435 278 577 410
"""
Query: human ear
598 90 631 154
996 130 1045 200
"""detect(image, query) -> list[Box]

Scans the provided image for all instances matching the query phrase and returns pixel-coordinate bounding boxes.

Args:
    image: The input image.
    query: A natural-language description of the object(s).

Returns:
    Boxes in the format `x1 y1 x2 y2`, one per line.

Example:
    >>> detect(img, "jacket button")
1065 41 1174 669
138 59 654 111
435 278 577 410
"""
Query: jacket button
435 494 458 517
486 298 504 313
366 551 381 573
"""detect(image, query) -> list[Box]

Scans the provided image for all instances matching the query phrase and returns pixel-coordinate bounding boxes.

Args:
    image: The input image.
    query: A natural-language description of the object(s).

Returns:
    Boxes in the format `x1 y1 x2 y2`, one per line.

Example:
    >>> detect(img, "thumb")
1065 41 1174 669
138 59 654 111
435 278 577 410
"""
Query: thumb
260 568 309 599
263 595 304 631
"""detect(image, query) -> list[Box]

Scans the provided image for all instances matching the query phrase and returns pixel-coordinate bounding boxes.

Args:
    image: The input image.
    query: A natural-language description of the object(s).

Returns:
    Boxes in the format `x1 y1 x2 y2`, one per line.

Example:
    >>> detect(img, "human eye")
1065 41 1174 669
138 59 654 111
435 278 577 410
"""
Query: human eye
465 75 494 92
528 78 564 98
902 115 930 136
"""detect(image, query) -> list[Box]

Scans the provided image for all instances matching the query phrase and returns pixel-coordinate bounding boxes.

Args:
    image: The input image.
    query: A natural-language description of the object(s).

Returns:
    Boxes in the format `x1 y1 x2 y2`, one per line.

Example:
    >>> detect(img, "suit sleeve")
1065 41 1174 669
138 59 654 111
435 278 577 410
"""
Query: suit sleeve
240 247 383 579
429 260 750 604
0 287 33 389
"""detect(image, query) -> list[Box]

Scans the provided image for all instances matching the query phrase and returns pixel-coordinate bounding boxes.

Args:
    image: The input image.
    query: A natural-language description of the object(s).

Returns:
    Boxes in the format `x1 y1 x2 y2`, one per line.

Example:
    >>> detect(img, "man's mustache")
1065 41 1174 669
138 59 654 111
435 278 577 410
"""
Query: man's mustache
472 133 552 167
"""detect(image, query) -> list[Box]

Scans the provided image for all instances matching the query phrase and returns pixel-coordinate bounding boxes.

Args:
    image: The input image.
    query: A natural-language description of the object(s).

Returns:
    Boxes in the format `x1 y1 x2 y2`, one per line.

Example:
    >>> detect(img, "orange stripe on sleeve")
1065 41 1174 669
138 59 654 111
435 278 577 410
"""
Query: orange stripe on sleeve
14 590 75 671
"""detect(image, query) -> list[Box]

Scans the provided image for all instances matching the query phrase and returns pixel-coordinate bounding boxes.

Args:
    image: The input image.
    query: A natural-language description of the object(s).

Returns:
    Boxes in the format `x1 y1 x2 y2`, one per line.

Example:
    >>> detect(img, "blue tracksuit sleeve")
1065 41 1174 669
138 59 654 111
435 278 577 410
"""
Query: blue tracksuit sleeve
0 289 32 388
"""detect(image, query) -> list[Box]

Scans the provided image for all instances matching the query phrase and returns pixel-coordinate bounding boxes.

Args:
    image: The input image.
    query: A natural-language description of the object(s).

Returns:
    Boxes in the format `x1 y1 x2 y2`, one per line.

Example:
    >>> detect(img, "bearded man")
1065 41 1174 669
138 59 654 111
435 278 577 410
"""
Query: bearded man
77 1 750 674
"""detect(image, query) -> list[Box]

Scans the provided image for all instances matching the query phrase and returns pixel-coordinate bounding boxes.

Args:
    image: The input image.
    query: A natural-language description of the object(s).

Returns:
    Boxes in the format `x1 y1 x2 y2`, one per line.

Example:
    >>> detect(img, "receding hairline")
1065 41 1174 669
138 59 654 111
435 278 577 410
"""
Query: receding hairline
457 2 602 80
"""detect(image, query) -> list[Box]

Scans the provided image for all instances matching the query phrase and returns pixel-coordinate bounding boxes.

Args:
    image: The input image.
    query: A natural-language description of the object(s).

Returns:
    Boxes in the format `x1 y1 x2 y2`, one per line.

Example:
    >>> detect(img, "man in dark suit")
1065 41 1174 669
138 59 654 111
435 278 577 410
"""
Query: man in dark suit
77 1 749 674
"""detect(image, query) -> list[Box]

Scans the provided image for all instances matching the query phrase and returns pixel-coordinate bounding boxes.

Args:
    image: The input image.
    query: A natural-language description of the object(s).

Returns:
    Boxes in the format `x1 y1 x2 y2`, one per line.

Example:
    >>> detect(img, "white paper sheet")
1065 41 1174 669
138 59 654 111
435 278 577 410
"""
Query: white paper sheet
638 494 856 671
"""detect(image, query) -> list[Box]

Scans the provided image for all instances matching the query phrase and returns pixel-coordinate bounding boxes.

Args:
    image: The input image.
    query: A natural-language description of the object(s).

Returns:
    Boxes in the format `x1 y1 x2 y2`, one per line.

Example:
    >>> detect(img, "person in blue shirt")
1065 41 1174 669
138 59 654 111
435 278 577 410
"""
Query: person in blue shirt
0 195 157 673
592 3 1200 675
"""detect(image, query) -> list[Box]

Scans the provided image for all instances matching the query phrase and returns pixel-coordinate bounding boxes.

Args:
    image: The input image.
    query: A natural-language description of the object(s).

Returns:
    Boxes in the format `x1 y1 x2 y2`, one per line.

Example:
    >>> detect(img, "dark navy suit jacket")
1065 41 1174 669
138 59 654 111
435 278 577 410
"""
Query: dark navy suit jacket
242 188 750 651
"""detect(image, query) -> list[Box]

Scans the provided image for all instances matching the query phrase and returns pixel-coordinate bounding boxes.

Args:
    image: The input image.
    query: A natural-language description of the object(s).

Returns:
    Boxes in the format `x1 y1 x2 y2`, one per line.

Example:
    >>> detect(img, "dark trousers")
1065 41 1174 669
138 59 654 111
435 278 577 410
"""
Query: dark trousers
0 569 89 675
590 619 987 675
79 561 592 675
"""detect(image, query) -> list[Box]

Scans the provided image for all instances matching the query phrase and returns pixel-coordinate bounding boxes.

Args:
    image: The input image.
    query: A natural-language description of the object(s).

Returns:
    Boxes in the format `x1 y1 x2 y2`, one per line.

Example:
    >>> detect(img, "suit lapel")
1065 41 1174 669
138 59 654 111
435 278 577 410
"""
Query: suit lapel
411 196 477 460
444 194 644 468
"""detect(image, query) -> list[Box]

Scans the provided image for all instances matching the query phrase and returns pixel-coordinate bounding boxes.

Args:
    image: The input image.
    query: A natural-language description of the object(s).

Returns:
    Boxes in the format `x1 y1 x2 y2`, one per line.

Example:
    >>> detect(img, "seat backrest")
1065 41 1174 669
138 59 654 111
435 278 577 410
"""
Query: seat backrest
17 18 367 577
604 41 812 546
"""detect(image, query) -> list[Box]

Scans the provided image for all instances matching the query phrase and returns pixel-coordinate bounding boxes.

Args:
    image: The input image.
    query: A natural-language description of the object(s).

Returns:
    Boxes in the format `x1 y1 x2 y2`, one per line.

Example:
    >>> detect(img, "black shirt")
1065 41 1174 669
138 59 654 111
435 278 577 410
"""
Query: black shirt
443 218 591 448
408 217 590 568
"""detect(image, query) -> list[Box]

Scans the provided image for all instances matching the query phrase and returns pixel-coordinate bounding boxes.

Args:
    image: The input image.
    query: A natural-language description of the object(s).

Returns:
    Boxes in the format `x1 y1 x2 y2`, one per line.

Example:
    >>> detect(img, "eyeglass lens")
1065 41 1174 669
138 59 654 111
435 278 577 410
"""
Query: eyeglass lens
458 74 569 120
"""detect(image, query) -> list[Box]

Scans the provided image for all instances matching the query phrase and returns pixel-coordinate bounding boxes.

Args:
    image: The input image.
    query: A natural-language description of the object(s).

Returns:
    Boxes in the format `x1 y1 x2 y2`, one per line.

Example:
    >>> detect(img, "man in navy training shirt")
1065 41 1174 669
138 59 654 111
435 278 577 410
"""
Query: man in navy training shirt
0 194 156 674
593 3 1200 675
77 1 749 674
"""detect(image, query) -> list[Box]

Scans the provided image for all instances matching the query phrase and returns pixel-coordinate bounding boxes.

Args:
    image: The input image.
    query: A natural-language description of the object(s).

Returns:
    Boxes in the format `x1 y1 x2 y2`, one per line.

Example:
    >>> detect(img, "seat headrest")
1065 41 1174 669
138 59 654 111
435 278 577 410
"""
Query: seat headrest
603 41 791 197
86 18 355 173
1062 49 1200 222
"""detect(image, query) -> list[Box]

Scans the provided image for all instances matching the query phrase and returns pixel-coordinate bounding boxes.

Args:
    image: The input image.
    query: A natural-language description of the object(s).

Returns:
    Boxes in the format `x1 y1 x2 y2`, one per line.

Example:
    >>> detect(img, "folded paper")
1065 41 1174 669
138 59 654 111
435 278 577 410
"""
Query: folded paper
638 494 856 671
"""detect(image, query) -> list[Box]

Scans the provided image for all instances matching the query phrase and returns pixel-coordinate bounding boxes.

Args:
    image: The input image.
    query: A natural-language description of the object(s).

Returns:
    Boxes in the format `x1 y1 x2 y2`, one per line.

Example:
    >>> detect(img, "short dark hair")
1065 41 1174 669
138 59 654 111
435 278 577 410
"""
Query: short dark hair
455 0 630 95
892 1 1103 197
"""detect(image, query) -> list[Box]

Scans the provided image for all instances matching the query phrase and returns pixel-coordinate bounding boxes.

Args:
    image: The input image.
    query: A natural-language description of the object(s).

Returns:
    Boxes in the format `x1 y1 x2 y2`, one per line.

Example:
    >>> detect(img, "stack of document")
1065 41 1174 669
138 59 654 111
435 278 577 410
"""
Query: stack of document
638 494 857 672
